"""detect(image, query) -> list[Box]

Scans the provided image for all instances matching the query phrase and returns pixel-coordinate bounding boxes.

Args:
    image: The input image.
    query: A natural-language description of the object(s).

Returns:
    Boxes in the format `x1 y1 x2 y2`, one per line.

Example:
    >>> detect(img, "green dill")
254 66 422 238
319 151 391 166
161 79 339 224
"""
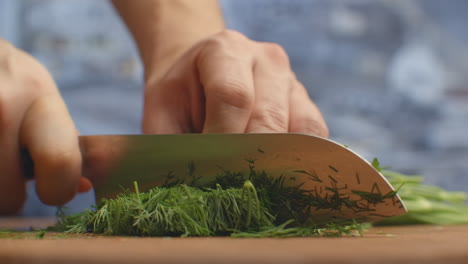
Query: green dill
292 169 322 183
351 183 402 205
371 158 383 172
329 165 339 173
63 182 275 237
328 175 338 184
59 171 367 237
30 155 468 237
355 173 361 185
59 161 395 237
231 219 366 238
35 229 46 239
376 170 468 226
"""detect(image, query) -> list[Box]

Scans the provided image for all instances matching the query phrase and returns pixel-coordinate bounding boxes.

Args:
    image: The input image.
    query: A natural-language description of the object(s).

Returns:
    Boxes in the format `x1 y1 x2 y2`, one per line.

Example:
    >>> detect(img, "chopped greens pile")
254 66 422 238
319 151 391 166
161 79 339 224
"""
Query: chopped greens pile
54 158 468 237
64 181 274 236
55 168 367 237
56 180 365 237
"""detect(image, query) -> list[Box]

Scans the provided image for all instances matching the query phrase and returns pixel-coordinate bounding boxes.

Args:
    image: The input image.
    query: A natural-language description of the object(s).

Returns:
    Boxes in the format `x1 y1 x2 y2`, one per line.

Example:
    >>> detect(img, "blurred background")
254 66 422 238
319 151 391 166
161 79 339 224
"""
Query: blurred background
0 0 467 216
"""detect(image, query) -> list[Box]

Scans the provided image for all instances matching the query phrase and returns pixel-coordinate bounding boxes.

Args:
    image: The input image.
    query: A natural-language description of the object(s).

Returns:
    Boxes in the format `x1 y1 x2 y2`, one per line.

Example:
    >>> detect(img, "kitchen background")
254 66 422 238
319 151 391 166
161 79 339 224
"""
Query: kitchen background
0 0 467 216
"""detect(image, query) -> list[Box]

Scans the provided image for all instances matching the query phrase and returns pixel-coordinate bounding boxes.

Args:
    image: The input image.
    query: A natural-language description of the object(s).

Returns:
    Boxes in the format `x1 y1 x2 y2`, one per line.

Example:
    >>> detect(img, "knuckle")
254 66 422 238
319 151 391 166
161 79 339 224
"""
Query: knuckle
1 74 55 111
261 42 290 65
208 80 254 110
204 30 247 50
216 29 246 42
0 45 56 95
21 76 42 94
250 106 289 132
0 46 17 77
20 70 56 95
38 148 81 176
203 37 227 52
203 37 224 52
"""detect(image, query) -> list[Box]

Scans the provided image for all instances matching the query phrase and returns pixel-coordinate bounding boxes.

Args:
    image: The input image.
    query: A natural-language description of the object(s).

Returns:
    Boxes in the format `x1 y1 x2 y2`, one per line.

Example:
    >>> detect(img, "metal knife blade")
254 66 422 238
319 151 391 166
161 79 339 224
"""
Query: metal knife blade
78 133 406 223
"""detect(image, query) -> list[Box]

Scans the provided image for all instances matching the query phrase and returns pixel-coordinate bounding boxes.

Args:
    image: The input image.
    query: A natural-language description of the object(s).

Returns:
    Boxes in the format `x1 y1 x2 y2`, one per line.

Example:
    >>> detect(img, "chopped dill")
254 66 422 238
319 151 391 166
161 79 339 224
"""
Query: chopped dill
59 166 368 237
59 159 419 238
48 157 468 236
63 182 275 237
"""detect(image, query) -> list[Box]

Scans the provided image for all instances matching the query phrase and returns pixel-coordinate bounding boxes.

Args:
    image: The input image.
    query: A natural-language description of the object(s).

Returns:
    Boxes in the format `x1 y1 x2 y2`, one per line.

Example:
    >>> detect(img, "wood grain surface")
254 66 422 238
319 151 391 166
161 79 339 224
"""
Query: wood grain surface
1 218 467 264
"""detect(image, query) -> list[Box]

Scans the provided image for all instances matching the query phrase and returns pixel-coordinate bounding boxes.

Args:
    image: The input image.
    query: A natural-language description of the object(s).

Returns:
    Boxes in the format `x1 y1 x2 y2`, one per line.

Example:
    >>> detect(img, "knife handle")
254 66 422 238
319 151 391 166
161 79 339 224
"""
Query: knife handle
21 149 35 180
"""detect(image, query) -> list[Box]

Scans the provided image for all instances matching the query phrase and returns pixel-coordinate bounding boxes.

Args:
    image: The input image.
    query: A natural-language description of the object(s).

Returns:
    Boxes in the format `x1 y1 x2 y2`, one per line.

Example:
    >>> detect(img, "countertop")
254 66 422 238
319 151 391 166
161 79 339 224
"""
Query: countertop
1 217 467 264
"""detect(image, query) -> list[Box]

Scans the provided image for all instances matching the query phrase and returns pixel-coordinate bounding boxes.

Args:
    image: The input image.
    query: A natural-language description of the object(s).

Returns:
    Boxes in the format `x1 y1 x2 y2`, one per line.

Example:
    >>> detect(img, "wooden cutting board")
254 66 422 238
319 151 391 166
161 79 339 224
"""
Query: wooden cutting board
1 218 467 264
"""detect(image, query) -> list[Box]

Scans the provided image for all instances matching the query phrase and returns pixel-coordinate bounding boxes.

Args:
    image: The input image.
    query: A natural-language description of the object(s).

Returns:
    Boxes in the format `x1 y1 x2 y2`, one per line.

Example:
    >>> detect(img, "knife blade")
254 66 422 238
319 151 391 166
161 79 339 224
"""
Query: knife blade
80 133 406 223
25 133 407 223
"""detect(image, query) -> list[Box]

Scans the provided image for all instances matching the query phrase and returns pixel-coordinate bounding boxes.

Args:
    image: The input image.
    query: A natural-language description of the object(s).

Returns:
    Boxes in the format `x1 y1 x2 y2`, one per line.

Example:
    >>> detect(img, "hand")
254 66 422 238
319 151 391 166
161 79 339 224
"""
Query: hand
142 30 328 136
0 39 91 215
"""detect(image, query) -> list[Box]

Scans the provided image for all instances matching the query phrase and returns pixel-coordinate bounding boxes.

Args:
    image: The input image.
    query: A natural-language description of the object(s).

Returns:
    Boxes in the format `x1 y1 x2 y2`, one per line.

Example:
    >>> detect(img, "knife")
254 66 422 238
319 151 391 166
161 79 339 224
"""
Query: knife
24 133 406 223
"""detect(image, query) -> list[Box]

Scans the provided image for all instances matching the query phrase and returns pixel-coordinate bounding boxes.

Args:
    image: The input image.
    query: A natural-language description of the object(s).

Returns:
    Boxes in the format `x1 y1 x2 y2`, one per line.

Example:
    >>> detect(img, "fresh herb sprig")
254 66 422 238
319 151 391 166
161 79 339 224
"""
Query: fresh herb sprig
377 170 468 225
371 158 468 226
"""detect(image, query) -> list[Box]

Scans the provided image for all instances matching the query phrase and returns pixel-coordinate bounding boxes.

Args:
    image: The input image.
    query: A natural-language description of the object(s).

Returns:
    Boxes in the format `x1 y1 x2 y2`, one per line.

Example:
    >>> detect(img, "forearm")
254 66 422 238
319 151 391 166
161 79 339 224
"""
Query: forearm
112 0 225 80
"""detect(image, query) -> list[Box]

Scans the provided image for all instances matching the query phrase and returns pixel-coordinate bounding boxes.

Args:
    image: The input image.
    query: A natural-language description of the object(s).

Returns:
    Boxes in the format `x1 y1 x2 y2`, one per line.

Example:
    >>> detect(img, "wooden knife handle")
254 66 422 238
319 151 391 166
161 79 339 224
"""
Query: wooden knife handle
21 148 35 180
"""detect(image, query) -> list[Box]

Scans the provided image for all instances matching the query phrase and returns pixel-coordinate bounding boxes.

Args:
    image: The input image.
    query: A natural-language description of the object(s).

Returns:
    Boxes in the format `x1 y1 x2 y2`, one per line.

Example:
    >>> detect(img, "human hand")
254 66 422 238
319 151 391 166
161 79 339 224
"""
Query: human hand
142 30 328 136
0 39 91 215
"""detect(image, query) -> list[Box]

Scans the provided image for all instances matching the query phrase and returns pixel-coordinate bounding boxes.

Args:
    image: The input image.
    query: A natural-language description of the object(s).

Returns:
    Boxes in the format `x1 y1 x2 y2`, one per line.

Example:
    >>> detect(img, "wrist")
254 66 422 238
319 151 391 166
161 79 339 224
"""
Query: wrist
112 0 225 82
141 38 200 83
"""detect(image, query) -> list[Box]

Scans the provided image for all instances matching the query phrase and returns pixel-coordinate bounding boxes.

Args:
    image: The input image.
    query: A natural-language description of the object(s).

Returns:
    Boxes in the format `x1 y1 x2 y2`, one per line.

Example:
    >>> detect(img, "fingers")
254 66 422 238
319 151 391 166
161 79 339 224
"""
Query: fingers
289 80 329 138
0 82 27 214
246 43 292 133
142 77 192 134
142 56 203 134
142 31 329 136
19 94 82 206
197 35 255 133
143 30 256 134
0 126 27 214
0 42 86 214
